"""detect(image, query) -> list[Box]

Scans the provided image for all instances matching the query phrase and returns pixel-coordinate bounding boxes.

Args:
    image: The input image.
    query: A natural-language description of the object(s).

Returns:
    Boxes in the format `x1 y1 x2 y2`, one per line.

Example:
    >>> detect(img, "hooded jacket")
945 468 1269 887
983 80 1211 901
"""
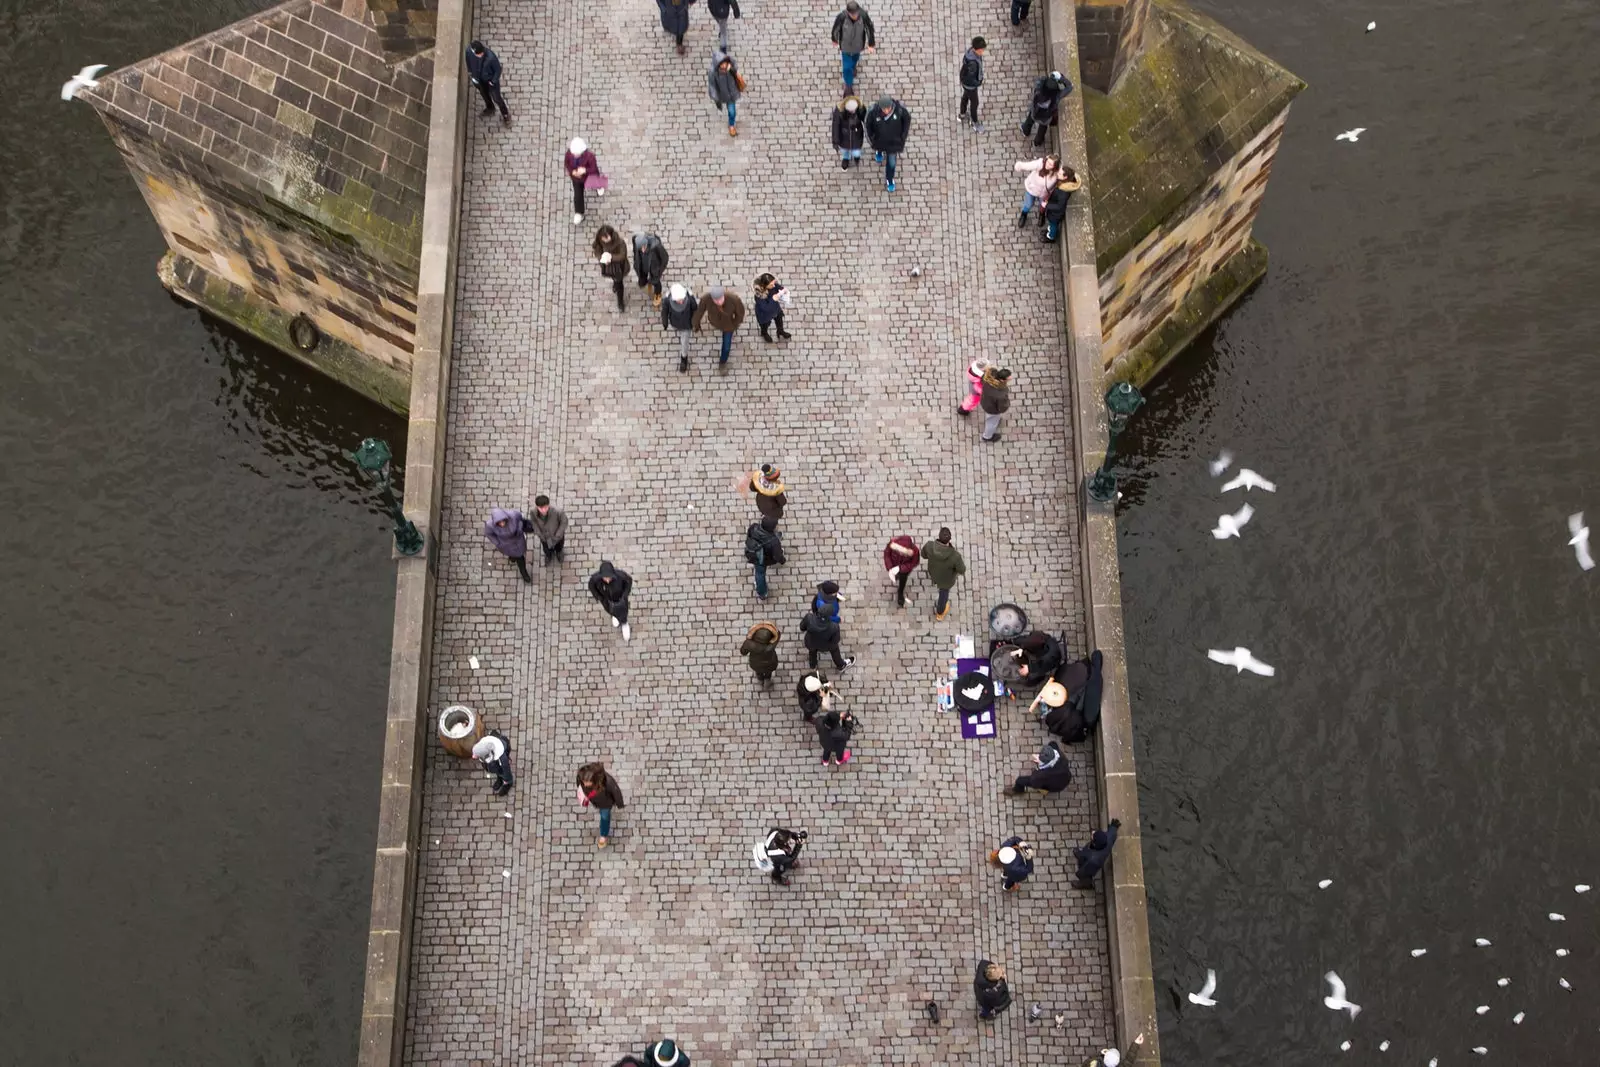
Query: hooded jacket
587 561 632 605
707 52 742 105
745 520 785 565
832 100 866 150
657 0 695 36
1073 820 1121 878
980 367 1011 414
800 609 841 651
593 229 629 280
1022 741 1072 791
830 7 876 53
1044 178 1078 222
865 100 911 154
483 508 529 558
692 291 746 332
662 291 697 331
973 961 1012 1015
883 535 920 574
1029 73 1072 119
920 538 967 589
814 709 855 751
959 48 984 90
528 505 567 547
577 764 626 809
633 234 669 282
740 621 781 674
466 46 502 86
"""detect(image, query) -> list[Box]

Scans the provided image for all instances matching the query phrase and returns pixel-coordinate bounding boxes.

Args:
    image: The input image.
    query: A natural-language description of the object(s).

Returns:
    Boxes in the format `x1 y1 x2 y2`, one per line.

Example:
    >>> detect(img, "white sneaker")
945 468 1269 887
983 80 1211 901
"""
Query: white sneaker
573 213 583 225
621 623 631 642
611 616 620 628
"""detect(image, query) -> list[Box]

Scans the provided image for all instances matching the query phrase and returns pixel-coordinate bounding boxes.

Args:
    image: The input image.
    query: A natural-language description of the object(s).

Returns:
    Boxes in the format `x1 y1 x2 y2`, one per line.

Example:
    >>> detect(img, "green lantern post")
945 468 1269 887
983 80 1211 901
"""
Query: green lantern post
1085 382 1146 504
349 437 425 556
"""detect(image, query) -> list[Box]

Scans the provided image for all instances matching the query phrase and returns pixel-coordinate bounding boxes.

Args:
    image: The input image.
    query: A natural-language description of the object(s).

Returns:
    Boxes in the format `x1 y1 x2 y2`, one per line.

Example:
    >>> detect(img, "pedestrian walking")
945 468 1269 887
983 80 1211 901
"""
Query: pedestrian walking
691 284 746 367
707 50 744 137
756 827 807 885
800 604 853 671
815 707 856 766
744 514 784 599
974 961 1012 1019
753 273 792 341
865 96 911 192
565 137 601 226
1072 818 1121 888
587 560 633 642
810 580 843 623
957 357 989 416
797 670 830 721
831 95 866 169
883 534 920 607
830 1 876 95
958 37 986 130
1010 0 1032 26
980 365 1011 442
920 527 967 620
661 283 697 372
745 464 787 520
1013 154 1062 227
1010 740 1072 794
483 506 533 583
576 761 625 847
1042 166 1081 242
988 835 1035 891
740 620 781 685
1020 70 1072 148
633 232 670 307
643 1038 691 1067
472 731 514 795
593 225 630 311
656 0 695 54
465 41 510 124
707 0 741 50
529 495 567 564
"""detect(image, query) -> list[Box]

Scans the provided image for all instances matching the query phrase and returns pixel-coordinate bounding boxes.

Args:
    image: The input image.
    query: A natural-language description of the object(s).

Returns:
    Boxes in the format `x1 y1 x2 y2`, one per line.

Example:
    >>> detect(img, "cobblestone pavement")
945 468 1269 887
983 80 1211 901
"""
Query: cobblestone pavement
402 0 1109 1060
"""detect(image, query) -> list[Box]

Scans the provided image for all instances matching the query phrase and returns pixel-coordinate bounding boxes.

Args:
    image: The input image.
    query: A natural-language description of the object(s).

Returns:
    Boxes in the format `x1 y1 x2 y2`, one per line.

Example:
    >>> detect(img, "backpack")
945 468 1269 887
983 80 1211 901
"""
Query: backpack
811 594 841 623
744 525 764 564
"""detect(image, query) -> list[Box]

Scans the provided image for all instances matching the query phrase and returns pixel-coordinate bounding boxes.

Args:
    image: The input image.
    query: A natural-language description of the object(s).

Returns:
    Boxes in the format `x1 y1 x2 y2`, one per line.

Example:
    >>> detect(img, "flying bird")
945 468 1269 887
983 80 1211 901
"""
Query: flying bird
1188 968 1218 1007
1472 1049 1487 1056
1323 971 1361 1018
1497 977 1510 987
1207 646 1276 676
1336 128 1367 142
1212 503 1256 539
1209 450 1235 477
1340 1041 1352 1051
1378 1040 1390 1051
1557 949 1570 957
1220 469 1277 493
1569 513 1594 570
61 63 107 101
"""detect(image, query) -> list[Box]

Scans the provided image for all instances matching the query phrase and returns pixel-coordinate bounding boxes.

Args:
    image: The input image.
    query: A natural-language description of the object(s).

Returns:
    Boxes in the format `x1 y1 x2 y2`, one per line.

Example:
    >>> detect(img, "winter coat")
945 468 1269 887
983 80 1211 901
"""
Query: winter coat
754 486 786 520
1073 821 1120 880
980 367 1011 414
745 520 785 565
587 561 632 606
633 234 669 282
1044 182 1076 222
1015 157 1061 199
578 766 626 809
1029 74 1072 119
920 539 967 589
1021 741 1072 792
999 835 1034 883
973 962 1012 1016
657 0 694 36
565 148 598 181
483 508 529 558
466 46 502 86
865 100 911 154
832 104 866 150
643 1043 692 1067
662 292 697 331
528 506 567 548
959 48 984 89
740 622 781 675
707 0 740 17
692 292 746 333
1015 631 1065 678
754 286 785 326
796 673 826 720
800 610 841 651
831 7 876 53
593 230 629 280
883 535 920 574
707 53 742 105
815 710 855 751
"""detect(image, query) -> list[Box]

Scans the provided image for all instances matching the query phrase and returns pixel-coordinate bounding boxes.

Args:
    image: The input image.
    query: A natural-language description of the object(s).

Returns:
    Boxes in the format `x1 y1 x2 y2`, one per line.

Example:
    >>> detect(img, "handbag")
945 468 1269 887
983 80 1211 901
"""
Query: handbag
583 172 609 192
734 71 747 92
751 841 774 872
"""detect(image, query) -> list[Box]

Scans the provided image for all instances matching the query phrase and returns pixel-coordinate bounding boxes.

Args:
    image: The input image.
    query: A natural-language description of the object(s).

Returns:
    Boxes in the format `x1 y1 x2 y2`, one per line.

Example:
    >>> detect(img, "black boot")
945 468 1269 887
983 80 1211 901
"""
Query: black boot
777 328 792 339
760 326 773 343
1018 211 1029 228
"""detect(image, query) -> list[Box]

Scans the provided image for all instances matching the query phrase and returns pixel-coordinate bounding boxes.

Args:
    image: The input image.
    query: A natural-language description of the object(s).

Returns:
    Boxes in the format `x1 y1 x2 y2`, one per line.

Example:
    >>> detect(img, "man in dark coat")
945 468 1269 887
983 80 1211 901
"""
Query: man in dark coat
465 41 510 123
632 233 670 307
656 0 695 53
744 515 784 599
980 365 1011 442
587 560 633 642
1021 70 1072 147
800 605 853 671
829 1 877 94
1011 740 1072 794
973 961 1012 1018
958 37 985 129
831 95 867 169
661 283 697 372
797 671 829 721
706 0 741 50
740 621 781 685
865 96 911 192
1072 818 1121 888
643 1038 691 1067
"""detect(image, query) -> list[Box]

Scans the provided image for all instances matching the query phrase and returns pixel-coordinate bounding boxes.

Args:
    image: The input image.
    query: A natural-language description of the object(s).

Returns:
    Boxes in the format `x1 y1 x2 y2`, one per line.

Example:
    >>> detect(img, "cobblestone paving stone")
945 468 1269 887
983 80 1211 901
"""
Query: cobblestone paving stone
403 0 1111 1061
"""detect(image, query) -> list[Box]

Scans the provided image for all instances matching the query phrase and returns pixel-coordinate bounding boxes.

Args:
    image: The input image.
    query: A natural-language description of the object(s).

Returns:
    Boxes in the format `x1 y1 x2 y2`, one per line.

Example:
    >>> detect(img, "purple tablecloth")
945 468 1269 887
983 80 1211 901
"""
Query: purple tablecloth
956 656 996 740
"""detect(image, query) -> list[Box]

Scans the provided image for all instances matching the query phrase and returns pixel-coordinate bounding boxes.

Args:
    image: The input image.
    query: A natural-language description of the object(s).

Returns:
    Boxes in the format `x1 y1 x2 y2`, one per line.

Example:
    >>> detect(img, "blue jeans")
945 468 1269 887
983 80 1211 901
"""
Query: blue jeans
1021 191 1040 216
1046 217 1061 241
718 330 733 362
725 101 737 126
754 560 768 598
841 51 859 87
881 152 898 182
839 148 862 163
599 807 611 838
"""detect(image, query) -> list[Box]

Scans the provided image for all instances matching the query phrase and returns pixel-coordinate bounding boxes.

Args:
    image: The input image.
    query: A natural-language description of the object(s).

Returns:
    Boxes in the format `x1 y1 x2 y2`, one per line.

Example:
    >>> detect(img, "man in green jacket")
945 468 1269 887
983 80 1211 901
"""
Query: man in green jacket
920 526 966 620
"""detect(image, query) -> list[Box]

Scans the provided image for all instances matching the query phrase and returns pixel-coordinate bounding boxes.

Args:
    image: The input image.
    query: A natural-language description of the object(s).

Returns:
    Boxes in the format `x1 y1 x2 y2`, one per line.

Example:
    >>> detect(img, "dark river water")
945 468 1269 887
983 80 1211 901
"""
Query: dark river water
1122 0 1600 1061
0 2 400 1063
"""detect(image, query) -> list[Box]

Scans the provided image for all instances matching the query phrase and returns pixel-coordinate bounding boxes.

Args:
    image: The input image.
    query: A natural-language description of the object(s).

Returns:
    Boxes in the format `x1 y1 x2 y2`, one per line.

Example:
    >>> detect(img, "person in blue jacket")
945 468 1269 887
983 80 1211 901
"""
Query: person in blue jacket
465 41 509 123
992 836 1035 891
753 273 791 341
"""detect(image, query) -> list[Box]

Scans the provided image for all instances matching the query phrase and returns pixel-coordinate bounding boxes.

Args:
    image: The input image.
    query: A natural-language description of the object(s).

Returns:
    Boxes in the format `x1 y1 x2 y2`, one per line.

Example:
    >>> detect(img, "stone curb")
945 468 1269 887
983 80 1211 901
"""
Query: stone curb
356 1 473 1064
1043 0 1162 1062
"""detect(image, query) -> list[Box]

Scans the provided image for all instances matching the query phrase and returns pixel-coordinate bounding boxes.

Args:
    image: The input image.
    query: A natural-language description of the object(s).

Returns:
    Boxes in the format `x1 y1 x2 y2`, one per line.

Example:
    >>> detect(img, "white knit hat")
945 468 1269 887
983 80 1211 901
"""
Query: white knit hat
1102 1050 1121 1067
569 136 587 155
668 283 687 301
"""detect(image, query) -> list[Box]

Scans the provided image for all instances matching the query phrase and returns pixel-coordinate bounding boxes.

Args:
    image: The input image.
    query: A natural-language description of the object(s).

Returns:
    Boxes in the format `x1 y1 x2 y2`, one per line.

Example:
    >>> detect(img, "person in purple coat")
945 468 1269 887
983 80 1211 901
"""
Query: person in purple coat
484 507 533 583
565 137 601 225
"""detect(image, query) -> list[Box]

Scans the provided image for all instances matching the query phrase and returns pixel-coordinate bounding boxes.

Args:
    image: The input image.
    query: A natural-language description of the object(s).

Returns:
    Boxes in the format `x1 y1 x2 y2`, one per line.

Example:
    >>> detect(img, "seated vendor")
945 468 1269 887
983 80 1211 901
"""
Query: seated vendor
1005 630 1065 682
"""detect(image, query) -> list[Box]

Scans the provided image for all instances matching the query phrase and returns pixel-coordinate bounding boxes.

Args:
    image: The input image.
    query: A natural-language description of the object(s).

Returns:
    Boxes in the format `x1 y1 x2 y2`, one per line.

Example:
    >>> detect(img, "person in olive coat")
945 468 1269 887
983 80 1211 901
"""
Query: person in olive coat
831 95 866 169
657 0 695 53
576 761 626 847
1010 740 1072 794
980 365 1011 442
865 96 912 191
974 961 1012 1019
593 225 630 311
921 527 967 620
740 621 781 685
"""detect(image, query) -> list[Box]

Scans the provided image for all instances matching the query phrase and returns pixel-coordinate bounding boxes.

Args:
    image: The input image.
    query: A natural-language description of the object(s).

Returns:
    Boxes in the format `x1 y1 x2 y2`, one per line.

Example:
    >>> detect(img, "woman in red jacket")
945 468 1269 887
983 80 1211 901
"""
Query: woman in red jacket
883 534 920 608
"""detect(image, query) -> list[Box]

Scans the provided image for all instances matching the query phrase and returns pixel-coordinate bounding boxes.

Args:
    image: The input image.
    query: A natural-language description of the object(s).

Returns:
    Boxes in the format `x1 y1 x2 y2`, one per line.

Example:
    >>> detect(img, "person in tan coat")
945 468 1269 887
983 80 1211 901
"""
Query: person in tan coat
691 284 747 367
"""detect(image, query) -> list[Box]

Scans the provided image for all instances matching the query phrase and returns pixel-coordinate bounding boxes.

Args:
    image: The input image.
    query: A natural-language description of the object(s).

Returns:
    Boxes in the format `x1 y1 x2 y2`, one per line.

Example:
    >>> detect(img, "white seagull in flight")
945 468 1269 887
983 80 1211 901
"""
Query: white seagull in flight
1221 469 1277 493
61 64 107 101
1187 968 1218 1007
1569 513 1594 571
1212 504 1255 539
1336 128 1367 142
1323 971 1361 1018
1208 647 1276 676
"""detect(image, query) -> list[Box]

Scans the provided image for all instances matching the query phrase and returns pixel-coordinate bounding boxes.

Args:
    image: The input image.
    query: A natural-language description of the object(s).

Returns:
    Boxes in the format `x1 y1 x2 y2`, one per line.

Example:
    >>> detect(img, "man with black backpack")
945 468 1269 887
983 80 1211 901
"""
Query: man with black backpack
744 514 784 599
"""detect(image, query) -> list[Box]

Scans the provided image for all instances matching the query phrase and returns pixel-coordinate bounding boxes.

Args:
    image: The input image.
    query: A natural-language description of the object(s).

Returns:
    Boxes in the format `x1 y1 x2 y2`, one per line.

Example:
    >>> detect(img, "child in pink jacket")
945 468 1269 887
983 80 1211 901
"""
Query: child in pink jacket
959 358 990 415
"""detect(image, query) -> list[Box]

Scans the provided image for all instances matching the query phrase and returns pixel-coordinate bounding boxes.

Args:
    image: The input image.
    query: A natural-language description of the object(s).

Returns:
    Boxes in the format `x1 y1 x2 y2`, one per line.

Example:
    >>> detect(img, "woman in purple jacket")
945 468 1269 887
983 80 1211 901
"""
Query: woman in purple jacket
483 507 533 583
564 137 600 225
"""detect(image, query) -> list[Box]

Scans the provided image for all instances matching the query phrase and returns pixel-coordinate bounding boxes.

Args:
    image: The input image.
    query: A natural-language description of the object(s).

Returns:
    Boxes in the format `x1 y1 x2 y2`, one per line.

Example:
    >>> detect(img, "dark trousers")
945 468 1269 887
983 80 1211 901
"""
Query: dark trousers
894 570 910 606
511 555 531 581
1011 0 1031 23
540 538 565 563
960 87 980 122
1011 773 1056 793
1073 863 1103 888
936 585 951 614
821 737 848 762
809 644 846 670
603 598 630 624
609 272 626 310
476 80 508 117
770 854 795 884
636 264 664 295
1021 112 1054 147
571 176 586 215
758 311 786 340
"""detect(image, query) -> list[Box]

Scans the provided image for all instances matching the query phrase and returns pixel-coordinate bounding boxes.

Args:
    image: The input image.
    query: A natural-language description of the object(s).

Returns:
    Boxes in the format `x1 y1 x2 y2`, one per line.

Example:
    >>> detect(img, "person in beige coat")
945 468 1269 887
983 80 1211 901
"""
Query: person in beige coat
691 284 747 367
